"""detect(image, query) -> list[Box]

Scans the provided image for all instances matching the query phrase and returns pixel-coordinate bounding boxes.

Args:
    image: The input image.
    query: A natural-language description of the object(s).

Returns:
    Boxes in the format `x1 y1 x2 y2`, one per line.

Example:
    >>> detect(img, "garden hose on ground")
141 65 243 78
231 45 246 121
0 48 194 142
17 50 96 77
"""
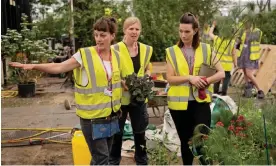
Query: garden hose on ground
1 91 18 98
1 128 75 147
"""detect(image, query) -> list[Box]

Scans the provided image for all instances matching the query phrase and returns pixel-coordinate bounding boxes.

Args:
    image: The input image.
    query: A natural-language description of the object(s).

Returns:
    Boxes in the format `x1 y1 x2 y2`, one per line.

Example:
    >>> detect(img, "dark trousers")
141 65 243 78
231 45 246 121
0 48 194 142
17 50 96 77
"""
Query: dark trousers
109 104 149 165
214 71 231 95
169 101 211 165
80 118 114 165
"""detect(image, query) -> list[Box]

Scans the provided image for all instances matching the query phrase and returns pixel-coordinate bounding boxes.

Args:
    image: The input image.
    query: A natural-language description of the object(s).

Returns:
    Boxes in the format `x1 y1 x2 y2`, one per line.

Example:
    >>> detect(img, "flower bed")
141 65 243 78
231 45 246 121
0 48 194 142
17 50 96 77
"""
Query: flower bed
192 99 276 165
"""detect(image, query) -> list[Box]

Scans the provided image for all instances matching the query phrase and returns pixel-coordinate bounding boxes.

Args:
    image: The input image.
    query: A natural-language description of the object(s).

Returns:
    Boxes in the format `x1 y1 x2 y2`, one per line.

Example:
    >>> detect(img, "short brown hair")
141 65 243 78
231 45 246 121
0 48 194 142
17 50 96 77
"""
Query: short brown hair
177 12 200 49
93 17 117 44
93 17 117 34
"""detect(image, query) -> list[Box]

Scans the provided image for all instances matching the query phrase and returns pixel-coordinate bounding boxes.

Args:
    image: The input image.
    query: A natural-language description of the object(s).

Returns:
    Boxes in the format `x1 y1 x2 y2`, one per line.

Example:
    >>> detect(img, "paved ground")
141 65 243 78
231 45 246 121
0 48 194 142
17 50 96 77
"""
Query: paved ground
1 77 166 165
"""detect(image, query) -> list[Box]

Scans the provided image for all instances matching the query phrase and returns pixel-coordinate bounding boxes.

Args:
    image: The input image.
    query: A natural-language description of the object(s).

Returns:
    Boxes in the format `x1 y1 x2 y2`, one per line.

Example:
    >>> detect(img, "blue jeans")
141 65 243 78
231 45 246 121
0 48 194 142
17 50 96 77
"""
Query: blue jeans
80 118 114 165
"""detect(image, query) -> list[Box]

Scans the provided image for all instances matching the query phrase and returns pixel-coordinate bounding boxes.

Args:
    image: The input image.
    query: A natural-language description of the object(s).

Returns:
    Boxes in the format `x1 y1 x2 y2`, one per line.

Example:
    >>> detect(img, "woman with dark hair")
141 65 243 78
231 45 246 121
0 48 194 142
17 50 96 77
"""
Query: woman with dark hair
10 17 122 165
166 13 225 165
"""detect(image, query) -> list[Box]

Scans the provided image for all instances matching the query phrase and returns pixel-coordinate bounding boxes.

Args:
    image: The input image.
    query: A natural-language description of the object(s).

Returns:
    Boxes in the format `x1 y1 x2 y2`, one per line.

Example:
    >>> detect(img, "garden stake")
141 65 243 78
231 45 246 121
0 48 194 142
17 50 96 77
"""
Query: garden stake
263 114 270 165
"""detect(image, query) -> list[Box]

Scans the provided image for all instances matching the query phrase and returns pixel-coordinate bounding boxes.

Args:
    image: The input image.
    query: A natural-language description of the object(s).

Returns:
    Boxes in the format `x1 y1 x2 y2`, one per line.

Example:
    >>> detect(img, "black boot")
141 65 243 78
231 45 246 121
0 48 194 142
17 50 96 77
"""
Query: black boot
257 90 265 99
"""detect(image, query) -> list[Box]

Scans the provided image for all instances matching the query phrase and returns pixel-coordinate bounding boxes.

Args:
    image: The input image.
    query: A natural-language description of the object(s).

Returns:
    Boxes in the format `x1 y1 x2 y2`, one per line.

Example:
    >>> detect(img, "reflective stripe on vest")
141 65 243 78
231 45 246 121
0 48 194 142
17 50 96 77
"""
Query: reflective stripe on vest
75 48 121 95
166 43 212 109
167 96 189 102
214 38 234 71
76 99 120 110
167 43 209 101
144 45 151 67
113 43 151 72
74 47 121 116
238 29 262 60
169 44 208 76
167 82 189 103
113 42 153 105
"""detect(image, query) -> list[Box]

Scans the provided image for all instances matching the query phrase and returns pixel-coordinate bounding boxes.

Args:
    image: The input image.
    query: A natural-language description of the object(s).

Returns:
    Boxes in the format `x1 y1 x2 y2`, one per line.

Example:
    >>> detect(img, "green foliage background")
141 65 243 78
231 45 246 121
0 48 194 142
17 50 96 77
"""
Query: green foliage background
28 0 276 61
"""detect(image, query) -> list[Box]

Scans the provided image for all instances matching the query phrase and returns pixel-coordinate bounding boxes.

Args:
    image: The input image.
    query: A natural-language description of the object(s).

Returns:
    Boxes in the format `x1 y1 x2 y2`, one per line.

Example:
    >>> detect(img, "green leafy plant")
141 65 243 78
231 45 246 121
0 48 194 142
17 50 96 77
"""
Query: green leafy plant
1 14 57 84
191 99 276 165
125 73 154 104
148 132 179 165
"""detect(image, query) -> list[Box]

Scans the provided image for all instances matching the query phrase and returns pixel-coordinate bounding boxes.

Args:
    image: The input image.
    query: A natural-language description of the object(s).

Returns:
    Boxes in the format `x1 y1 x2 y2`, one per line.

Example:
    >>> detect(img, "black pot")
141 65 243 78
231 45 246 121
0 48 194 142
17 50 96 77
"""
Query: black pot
153 80 167 88
130 98 145 107
18 82 36 98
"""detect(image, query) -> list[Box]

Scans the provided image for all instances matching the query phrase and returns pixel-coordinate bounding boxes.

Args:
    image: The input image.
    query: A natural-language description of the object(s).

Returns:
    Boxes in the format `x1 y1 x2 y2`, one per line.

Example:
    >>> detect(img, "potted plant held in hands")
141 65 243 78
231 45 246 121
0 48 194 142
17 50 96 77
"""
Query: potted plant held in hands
1 14 56 97
125 73 155 106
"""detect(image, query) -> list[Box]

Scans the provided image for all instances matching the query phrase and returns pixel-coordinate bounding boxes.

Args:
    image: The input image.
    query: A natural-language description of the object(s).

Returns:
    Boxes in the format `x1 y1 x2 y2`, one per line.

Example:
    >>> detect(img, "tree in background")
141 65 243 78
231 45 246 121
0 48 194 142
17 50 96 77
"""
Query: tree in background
255 8 276 44
256 0 270 12
30 0 276 61
73 0 131 48
133 0 227 61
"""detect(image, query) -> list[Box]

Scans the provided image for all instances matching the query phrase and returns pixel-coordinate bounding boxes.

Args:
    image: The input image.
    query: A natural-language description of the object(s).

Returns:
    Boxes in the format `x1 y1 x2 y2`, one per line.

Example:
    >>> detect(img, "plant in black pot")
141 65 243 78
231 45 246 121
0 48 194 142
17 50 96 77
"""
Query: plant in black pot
1 14 56 98
125 73 155 106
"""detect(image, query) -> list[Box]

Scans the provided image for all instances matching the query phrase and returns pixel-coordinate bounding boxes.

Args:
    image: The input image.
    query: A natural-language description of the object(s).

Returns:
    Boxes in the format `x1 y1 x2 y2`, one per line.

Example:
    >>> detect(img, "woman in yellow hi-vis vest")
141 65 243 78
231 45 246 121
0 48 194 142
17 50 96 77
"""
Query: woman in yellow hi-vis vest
166 13 225 165
201 23 210 43
10 17 122 165
110 17 153 165
236 21 264 99
209 20 237 96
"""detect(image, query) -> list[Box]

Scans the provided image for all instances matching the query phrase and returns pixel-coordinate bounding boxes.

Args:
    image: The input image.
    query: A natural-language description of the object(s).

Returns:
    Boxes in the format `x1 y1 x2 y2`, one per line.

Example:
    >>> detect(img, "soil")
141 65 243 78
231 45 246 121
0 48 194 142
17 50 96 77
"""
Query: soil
1 77 164 165
1 77 274 165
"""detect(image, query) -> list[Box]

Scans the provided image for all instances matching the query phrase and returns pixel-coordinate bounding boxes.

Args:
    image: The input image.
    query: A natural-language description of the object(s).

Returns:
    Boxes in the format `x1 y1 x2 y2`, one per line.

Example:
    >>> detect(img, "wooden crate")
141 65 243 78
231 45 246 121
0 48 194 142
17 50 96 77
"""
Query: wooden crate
230 45 276 95
255 45 276 95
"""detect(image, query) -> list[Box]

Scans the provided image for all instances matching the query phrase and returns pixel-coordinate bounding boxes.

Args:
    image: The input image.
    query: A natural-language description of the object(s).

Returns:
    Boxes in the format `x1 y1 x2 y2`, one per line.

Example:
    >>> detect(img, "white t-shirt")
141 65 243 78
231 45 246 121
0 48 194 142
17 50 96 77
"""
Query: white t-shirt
73 51 112 86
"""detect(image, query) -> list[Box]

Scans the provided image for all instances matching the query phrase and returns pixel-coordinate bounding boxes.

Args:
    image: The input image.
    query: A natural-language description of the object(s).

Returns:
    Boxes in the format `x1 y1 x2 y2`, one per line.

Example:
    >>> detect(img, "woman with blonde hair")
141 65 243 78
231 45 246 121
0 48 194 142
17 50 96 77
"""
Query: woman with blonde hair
110 17 153 165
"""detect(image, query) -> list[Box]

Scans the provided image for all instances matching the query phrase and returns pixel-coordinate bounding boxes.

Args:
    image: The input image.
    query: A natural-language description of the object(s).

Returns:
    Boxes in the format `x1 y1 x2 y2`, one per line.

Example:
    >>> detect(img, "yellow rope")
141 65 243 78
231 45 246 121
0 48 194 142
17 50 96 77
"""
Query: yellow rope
1 128 74 144
1 91 18 98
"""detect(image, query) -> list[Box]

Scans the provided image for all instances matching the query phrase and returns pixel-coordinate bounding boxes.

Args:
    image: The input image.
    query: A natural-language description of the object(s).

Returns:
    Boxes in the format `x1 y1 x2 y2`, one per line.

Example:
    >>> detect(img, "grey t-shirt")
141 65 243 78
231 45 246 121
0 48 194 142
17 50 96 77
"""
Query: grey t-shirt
181 48 196 101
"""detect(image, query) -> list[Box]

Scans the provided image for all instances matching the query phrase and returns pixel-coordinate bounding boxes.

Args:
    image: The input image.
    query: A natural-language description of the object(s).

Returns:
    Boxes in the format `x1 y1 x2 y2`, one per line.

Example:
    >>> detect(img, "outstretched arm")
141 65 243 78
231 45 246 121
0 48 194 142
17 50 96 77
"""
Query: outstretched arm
9 57 80 74
209 20 217 40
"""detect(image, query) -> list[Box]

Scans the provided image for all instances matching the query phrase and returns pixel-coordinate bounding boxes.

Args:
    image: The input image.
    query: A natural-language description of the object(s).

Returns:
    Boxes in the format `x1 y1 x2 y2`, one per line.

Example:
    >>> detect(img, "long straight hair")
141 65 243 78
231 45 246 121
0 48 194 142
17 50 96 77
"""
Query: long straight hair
177 13 200 49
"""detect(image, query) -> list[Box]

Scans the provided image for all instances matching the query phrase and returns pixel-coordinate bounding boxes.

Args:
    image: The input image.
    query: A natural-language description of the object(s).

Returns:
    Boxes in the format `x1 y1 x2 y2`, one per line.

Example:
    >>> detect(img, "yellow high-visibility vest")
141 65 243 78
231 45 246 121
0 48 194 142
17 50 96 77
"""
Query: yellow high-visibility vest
214 36 235 71
237 28 262 60
202 26 210 42
112 42 153 105
166 43 213 110
73 46 122 119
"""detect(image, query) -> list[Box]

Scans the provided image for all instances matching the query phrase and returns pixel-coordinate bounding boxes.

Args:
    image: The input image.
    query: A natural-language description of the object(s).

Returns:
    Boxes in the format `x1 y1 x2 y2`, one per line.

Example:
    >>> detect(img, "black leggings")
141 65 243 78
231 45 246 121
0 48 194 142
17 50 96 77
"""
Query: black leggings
169 101 211 165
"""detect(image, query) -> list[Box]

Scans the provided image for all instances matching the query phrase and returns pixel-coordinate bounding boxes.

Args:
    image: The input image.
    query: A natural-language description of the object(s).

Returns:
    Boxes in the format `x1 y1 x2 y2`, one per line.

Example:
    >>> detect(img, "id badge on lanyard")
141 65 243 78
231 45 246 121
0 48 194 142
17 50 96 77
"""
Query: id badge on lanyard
104 81 112 97
97 47 113 97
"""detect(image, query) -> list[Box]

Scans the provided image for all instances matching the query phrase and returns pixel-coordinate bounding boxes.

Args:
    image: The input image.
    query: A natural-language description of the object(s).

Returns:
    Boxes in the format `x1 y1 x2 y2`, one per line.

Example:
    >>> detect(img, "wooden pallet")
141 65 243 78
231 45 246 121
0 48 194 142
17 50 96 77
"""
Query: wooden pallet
230 45 276 95
255 45 276 95
230 68 245 86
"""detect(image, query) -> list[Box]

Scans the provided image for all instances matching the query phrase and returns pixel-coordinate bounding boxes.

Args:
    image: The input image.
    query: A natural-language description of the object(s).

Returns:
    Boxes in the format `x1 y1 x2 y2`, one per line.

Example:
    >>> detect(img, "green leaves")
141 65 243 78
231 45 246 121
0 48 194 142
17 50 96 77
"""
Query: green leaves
1 14 57 84
191 99 276 164
125 73 154 103
133 0 226 61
